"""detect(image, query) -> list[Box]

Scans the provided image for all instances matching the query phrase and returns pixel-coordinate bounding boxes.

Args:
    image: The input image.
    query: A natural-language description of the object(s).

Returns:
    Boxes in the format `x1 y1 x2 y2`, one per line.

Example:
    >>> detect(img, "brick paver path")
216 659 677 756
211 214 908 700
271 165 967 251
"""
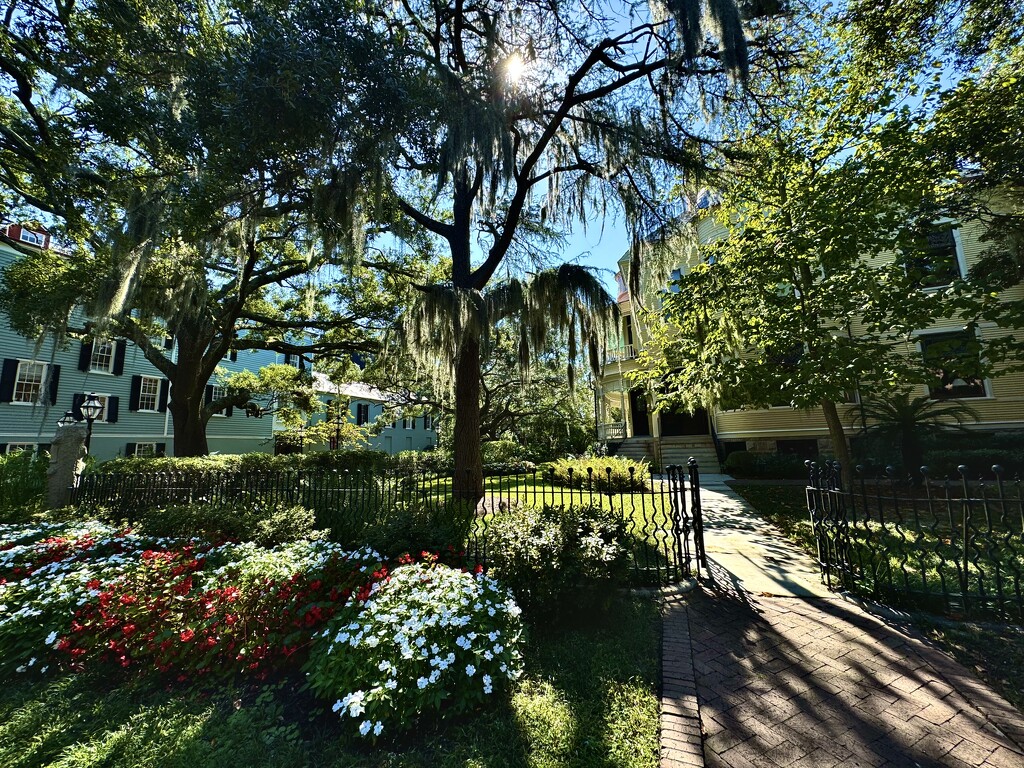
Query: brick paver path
661 478 1024 768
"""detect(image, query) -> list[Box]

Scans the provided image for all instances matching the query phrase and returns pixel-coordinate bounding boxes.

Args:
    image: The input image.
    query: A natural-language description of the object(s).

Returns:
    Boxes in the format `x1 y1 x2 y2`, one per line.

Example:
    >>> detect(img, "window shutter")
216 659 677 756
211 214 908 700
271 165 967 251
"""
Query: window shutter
112 340 127 375
163 337 174 350
298 356 307 372
156 443 166 456
0 444 6 454
158 380 170 412
129 376 142 411
72 392 85 420
125 442 136 456
107 396 119 423
225 403 234 417
48 365 61 405
229 350 238 362
78 341 93 372
205 384 214 407
0 359 18 402
38 443 50 454
283 353 292 366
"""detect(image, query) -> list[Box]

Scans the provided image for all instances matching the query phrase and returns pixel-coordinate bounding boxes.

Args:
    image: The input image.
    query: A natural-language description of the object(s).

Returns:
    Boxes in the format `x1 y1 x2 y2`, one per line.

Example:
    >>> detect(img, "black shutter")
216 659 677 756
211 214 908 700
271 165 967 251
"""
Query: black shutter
125 442 136 456
205 384 214 407
112 340 127 375
0 359 18 402
129 376 142 411
298 356 307 372
163 337 174 350
158 380 170 412
229 350 238 362
0 444 6 454
225 403 233 417
106 396 119 423
48 365 61 405
78 341 93 372
156 443 166 456
72 392 85 420
283 353 292 366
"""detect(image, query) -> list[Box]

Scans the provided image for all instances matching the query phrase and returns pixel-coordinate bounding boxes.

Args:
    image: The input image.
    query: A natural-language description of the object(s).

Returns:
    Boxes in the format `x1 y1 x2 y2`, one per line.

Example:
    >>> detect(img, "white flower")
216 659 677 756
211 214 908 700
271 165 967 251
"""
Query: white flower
417 677 429 689
429 670 440 684
373 721 384 736
466 664 476 677
385 679 398 690
332 700 344 713
45 631 58 646
359 720 372 736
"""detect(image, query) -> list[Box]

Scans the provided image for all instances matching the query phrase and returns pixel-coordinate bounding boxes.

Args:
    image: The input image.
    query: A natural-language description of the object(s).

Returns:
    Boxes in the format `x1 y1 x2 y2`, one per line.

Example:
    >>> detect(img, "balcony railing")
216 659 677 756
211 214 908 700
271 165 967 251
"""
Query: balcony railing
606 344 636 363
597 422 626 440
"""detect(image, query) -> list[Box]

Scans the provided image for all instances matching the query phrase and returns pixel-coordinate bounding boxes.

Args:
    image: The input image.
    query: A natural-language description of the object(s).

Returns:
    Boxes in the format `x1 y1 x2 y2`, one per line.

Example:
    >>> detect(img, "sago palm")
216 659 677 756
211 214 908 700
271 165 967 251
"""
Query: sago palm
854 391 979 480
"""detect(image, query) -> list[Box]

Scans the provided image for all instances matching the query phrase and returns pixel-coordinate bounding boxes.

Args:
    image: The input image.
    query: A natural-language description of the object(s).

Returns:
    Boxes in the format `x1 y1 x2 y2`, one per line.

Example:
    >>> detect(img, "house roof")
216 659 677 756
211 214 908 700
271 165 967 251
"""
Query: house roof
312 373 404 404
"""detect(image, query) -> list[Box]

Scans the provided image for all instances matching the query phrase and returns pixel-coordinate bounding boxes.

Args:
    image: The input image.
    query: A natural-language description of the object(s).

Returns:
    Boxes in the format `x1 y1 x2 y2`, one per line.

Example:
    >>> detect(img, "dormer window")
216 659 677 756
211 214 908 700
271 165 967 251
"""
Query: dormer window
907 228 962 289
19 229 45 247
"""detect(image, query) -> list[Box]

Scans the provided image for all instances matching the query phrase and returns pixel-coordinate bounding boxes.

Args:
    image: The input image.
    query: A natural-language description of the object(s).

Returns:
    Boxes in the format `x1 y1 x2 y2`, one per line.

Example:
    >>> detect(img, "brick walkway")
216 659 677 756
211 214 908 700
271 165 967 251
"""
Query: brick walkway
660 478 1024 768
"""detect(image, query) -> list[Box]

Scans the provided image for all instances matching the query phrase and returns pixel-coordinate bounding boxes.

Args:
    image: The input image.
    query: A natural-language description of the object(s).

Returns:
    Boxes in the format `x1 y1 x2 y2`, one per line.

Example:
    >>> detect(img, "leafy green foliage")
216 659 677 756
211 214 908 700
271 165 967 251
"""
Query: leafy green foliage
722 451 808 480
486 505 629 618
358 501 476 558
89 450 392 475
0 450 47 520
549 457 650 492
106 499 320 547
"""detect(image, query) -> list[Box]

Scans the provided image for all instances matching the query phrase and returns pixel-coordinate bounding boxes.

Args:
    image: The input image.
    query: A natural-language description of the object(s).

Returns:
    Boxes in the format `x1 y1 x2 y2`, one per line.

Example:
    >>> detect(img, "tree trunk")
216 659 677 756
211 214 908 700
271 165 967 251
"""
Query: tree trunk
821 399 853 487
168 358 211 457
452 334 484 501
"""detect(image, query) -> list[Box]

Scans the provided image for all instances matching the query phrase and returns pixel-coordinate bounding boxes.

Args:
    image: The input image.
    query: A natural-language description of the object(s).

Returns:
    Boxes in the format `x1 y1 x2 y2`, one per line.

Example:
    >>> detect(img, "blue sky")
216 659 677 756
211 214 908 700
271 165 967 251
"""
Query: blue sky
559 215 630 291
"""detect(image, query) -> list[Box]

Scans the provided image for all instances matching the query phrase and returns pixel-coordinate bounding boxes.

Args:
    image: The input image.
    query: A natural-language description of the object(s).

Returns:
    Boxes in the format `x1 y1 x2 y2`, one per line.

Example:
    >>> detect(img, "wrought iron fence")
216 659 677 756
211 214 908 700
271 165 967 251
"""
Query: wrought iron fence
806 461 1024 621
74 460 705 585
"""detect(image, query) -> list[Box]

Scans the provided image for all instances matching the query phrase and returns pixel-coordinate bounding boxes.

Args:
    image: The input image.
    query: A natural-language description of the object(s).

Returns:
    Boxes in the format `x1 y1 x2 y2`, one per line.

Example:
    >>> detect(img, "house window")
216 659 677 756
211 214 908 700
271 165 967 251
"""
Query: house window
356 403 370 426
138 376 161 411
92 394 112 421
423 414 434 431
13 361 47 404
920 331 986 399
403 417 414 430
90 340 115 373
909 228 961 289
132 443 157 457
210 385 228 415
19 229 44 246
5 443 36 454
769 343 804 407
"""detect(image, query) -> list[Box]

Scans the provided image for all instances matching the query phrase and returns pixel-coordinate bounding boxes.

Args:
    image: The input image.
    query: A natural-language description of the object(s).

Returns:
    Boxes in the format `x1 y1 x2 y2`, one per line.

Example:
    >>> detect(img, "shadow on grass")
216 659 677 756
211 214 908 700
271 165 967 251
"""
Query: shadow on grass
0 598 659 768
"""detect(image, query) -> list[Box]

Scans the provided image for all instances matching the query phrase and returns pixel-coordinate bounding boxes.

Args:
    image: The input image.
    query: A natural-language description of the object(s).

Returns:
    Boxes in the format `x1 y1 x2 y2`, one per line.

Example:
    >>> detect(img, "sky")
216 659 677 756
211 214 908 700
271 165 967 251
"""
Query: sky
558 213 630 292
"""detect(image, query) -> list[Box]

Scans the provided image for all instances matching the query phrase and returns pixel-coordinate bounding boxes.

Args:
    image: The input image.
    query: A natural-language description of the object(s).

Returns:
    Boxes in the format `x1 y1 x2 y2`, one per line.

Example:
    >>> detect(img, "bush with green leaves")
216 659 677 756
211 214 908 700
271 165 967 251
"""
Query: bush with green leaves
485 504 628 617
90 449 391 476
482 461 537 477
0 449 47 519
548 456 649 491
481 440 528 465
357 501 475 557
723 451 808 480
304 562 523 739
108 498 320 546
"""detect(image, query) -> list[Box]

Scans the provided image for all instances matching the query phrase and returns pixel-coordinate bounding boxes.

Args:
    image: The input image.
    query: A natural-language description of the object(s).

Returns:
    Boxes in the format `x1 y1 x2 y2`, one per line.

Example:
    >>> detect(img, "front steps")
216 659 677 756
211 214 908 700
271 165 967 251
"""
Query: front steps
606 435 721 472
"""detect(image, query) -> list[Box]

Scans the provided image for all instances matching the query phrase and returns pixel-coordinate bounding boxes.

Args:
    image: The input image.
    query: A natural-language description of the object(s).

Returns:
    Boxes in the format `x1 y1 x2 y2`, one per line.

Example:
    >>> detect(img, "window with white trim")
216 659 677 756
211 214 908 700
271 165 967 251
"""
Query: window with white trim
423 414 434 431
138 376 161 411
210 385 228 415
92 394 112 421
132 442 157 457
13 361 47 404
403 417 414 430
355 403 370 426
908 228 962 289
19 229 44 246
920 331 986 399
90 340 115 373
5 443 35 454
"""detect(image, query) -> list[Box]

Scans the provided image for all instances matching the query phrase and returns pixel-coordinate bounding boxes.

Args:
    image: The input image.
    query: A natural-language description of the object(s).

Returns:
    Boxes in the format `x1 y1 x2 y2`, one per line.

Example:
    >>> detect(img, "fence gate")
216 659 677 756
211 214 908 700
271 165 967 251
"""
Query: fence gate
666 458 707 579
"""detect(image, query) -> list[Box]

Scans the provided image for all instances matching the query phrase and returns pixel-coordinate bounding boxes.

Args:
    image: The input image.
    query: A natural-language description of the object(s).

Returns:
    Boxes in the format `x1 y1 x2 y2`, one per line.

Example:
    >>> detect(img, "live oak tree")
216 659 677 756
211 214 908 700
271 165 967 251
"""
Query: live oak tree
0 0 409 454
349 0 784 497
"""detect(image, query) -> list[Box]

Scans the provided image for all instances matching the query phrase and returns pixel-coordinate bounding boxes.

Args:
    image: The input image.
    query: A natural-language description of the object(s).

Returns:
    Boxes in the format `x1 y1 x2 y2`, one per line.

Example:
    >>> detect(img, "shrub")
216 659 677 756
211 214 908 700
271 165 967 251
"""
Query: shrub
304 562 523 740
921 448 1024 479
723 451 757 476
548 456 649 491
113 498 320 547
0 449 47 519
481 440 528 465
358 500 475 557
89 449 392 476
486 504 628 617
482 460 537 477
723 452 808 480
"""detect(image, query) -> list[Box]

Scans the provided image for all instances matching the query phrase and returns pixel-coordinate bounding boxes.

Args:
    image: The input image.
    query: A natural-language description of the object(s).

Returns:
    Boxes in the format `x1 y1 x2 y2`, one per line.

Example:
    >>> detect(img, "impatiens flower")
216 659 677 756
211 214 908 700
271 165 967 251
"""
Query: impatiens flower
417 676 429 689
373 721 383 736
359 720 372 736
45 631 58 646
465 664 476 677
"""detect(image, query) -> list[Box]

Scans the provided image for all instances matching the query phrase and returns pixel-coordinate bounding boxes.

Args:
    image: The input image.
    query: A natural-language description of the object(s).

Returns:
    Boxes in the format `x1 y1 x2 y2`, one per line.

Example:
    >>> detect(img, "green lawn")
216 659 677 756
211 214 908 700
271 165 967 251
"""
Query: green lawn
730 482 1024 715
0 596 660 768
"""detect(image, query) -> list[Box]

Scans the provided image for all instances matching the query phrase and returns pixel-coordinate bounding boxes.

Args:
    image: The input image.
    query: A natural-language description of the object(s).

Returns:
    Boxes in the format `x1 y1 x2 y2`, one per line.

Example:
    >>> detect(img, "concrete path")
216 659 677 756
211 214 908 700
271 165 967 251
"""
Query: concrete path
661 478 1024 768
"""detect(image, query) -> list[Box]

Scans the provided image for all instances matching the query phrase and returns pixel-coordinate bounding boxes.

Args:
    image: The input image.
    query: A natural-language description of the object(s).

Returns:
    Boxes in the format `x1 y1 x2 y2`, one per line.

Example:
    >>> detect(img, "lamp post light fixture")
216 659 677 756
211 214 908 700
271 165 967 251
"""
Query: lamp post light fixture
56 410 77 429
79 393 104 453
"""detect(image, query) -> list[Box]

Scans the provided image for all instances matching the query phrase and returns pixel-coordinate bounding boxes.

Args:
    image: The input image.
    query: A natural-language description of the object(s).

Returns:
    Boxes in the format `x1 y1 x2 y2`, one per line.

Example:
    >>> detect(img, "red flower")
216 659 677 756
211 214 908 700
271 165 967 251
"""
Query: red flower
179 629 195 643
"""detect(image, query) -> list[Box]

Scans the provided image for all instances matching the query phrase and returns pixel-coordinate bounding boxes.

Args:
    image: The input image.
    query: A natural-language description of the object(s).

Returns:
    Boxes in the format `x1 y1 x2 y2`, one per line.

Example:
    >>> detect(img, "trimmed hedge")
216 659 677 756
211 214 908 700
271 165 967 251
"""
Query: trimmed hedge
91 449 393 475
548 456 650 492
723 451 809 480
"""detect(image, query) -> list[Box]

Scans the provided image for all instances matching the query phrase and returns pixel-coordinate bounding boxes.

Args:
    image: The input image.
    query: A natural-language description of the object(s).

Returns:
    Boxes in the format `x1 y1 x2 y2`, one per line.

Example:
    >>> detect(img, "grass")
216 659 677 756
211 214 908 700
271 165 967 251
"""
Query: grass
0 596 660 768
730 482 1024 715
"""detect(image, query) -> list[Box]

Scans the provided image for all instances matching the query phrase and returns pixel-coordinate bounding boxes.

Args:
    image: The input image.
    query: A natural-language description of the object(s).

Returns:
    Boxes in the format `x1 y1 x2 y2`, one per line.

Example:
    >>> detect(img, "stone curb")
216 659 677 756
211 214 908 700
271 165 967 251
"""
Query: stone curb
660 586 704 768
